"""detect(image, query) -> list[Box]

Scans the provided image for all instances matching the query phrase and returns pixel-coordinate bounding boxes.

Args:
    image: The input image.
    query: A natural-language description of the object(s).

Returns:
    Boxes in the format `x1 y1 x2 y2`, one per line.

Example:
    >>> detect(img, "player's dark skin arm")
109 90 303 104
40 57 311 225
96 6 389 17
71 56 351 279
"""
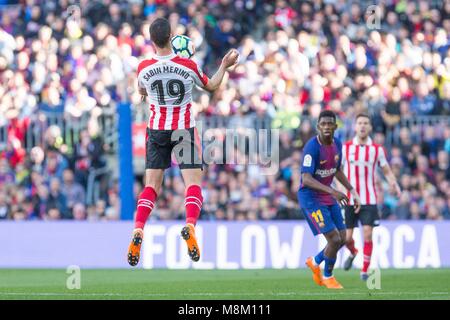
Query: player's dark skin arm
334 170 352 191
335 169 361 213
301 172 349 206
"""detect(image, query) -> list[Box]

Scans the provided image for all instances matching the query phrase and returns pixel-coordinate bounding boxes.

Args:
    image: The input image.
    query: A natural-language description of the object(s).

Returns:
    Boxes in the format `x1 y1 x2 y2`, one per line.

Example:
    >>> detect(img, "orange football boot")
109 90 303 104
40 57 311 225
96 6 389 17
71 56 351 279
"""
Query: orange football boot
127 228 143 266
322 276 344 289
181 224 200 262
305 257 323 286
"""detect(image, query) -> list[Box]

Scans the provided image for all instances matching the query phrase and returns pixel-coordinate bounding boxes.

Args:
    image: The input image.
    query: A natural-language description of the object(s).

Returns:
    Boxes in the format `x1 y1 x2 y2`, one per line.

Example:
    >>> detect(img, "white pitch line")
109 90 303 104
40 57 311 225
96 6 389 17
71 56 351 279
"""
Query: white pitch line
0 291 448 297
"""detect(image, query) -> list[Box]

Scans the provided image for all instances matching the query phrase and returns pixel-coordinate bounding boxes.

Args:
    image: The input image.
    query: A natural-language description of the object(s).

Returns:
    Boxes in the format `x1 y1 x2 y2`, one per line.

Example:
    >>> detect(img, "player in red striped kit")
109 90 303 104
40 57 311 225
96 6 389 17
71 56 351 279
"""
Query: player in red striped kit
127 18 239 266
341 114 401 280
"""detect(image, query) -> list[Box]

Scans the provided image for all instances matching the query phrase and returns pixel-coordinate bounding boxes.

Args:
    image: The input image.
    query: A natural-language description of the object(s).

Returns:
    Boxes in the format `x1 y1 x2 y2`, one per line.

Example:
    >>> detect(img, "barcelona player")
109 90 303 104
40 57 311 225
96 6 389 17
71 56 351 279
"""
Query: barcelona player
299 110 361 289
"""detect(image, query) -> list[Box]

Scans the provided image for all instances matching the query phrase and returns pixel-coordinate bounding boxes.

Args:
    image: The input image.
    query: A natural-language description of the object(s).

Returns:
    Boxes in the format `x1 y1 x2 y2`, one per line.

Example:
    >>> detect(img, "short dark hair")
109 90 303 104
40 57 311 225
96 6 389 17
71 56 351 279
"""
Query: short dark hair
318 110 336 122
355 113 371 121
149 18 171 48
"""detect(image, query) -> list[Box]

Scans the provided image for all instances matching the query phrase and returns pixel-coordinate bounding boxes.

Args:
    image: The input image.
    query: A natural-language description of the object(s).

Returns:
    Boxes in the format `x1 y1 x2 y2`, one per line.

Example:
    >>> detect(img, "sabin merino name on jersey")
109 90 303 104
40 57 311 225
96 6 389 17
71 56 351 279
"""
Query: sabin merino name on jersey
143 66 190 81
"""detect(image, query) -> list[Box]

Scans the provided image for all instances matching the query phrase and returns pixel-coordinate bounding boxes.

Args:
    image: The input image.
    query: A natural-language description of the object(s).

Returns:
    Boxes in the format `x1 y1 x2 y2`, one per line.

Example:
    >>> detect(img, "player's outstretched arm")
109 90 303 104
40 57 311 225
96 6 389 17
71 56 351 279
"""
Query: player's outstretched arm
204 49 239 92
335 169 361 213
301 172 349 207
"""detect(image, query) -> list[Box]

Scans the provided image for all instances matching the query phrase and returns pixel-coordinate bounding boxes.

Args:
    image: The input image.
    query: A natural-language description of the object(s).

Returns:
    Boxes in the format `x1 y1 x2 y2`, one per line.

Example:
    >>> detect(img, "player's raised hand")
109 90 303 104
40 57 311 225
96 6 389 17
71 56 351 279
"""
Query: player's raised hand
222 49 239 69
332 190 349 207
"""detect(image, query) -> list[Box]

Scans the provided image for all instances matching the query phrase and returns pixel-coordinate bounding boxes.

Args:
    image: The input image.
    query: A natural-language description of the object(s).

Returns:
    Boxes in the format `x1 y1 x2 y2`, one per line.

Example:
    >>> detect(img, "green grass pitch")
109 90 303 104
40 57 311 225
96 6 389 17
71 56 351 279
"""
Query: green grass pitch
0 269 449 300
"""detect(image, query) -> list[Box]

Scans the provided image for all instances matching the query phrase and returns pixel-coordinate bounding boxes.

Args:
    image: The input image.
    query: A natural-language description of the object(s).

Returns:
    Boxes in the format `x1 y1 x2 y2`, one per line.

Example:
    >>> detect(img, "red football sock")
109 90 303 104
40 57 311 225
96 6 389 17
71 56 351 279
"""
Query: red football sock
134 186 157 230
362 241 373 273
346 238 358 256
185 185 203 226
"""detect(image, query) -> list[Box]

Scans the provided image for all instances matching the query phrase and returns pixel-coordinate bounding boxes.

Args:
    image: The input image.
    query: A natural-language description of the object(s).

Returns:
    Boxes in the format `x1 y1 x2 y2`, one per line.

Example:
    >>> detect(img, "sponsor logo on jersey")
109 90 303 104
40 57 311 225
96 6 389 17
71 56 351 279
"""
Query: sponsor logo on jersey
315 168 337 178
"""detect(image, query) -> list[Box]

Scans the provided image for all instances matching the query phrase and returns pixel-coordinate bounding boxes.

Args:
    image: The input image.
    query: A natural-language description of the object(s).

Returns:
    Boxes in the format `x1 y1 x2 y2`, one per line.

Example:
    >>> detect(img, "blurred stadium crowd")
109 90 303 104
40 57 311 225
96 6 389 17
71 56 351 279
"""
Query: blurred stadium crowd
0 0 449 221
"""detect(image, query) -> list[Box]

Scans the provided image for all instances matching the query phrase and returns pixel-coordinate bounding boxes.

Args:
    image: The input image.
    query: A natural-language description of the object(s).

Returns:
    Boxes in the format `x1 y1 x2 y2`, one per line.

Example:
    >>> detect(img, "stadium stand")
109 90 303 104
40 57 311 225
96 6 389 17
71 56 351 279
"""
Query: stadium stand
0 0 449 221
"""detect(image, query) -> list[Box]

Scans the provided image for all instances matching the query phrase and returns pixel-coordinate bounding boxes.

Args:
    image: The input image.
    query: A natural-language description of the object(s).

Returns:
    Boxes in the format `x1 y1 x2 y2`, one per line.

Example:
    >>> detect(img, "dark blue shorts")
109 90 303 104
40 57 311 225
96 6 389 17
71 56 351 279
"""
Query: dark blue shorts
298 196 345 236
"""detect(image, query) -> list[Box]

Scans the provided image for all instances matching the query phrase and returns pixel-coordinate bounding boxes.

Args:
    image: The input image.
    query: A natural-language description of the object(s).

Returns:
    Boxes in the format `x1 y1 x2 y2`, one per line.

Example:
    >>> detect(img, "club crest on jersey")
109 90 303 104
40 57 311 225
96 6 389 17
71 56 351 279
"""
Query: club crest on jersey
335 154 339 162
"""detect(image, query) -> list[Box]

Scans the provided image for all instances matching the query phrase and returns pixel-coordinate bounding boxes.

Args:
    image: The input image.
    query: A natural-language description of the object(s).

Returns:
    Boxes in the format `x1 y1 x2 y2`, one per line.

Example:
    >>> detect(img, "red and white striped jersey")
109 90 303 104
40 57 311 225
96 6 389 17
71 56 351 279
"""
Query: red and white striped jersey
137 53 209 130
342 137 388 205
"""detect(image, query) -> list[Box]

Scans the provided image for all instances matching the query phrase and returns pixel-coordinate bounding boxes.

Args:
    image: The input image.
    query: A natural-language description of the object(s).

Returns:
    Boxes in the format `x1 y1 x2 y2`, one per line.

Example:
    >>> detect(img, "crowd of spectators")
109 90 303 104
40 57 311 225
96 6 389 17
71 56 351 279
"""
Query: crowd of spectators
0 0 449 221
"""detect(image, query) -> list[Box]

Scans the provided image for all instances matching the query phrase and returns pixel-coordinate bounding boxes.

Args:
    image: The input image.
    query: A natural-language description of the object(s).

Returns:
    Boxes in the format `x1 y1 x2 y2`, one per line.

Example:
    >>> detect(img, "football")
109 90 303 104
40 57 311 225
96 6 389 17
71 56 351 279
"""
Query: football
171 35 195 59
